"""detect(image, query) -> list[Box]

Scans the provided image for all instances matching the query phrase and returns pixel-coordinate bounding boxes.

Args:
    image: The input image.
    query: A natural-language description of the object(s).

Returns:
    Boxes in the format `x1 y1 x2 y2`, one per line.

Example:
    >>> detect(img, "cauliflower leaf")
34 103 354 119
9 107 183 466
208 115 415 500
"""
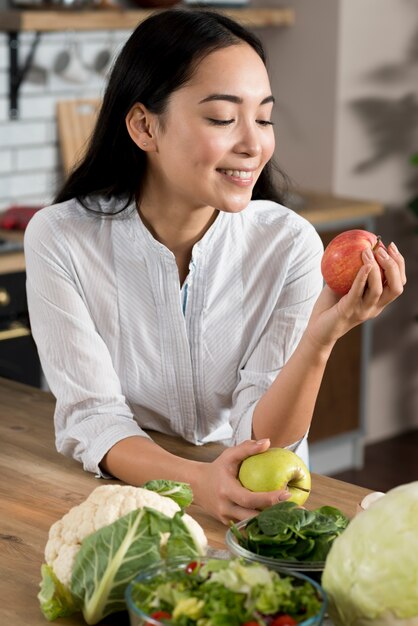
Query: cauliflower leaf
143 479 193 508
38 564 79 621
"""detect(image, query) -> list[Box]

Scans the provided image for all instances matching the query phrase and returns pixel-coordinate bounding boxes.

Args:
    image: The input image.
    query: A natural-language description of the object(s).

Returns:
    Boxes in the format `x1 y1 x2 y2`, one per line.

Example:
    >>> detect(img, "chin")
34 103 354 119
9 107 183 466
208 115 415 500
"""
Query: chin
217 195 252 214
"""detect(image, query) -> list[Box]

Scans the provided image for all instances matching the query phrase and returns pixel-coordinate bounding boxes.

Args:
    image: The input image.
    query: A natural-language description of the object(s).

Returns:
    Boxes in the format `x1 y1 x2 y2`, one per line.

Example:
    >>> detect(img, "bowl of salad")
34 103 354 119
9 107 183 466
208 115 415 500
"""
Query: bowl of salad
125 556 327 626
226 502 349 581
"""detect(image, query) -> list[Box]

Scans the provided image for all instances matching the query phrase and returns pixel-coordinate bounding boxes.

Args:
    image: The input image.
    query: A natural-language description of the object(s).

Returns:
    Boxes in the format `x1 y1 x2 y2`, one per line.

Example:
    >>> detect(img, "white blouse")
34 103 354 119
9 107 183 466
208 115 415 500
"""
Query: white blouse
24 196 324 475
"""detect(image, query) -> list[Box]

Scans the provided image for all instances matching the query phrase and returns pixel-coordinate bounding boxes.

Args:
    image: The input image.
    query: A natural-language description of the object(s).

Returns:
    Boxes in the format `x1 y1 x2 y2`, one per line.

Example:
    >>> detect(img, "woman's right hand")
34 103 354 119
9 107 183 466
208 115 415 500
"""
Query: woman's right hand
191 438 290 525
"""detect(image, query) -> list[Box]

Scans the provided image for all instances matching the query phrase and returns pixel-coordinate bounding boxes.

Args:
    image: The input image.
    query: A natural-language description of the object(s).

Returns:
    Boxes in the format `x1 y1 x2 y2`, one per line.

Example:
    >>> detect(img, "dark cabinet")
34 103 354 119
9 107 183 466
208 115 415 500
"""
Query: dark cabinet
309 225 366 444
0 270 41 387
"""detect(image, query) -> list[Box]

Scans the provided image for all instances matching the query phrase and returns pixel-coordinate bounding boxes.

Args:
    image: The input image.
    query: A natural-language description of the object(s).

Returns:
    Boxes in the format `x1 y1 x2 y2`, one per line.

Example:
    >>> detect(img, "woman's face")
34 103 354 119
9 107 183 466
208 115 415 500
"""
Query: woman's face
144 43 276 215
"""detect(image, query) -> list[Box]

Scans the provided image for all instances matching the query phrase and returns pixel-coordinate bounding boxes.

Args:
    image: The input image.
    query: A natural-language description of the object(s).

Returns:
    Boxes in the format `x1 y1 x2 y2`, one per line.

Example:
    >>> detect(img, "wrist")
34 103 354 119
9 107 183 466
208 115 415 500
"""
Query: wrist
186 461 208 508
301 328 335 363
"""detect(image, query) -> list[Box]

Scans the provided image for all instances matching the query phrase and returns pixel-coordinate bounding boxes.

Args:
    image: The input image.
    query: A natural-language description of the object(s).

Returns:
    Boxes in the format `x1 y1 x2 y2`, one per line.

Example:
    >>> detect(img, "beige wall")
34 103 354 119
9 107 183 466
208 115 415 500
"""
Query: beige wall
259 0 418 443
257 0 340 192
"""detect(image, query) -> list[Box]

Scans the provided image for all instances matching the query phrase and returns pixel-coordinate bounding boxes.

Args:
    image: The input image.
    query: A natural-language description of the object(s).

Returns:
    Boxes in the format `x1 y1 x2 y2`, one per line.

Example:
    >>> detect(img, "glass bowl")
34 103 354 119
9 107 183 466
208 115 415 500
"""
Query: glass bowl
226 519 326 581
125 556 328 626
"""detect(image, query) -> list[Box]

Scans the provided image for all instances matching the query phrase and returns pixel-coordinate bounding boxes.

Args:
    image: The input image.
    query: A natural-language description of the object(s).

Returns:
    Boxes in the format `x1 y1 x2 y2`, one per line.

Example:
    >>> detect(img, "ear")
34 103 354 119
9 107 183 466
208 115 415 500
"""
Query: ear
125 103 157 152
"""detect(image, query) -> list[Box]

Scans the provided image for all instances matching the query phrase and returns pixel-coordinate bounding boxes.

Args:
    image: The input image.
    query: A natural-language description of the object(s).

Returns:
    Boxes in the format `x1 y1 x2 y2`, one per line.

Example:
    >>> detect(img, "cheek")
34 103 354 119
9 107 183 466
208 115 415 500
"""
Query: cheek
263 133 276 162
190 133 229 166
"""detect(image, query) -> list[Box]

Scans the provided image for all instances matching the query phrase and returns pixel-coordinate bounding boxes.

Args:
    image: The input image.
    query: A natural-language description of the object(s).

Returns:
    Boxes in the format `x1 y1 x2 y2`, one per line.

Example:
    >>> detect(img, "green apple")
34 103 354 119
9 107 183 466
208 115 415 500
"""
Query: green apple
238 447 311 506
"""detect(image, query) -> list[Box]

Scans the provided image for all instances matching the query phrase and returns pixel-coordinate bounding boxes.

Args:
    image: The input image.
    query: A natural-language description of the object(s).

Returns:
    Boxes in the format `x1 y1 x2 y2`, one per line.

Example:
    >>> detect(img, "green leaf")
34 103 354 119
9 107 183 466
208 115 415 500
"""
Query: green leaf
70 507 170 624
38 563 79 621
235 501 349 562
166 511 205 559
142 479 193 508
410 152 418 166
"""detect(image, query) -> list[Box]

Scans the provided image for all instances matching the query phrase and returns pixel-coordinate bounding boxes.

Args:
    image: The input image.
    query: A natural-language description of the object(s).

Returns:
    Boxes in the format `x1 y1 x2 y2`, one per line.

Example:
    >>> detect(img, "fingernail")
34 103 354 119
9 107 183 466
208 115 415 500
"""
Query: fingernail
363 247 374 261
279 492 291 501
389 241 399 254
377 247 388 260
255 438 270 445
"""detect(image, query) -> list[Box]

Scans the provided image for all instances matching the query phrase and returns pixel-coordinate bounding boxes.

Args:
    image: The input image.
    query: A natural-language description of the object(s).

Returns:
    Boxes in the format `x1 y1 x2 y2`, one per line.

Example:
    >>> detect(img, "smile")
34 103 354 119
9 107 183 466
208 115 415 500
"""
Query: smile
218 169 253 179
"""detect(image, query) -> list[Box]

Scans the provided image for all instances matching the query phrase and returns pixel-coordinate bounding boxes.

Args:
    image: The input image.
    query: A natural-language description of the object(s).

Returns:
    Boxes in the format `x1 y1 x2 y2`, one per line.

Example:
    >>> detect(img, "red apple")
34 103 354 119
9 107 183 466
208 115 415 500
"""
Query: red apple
321 229 385 295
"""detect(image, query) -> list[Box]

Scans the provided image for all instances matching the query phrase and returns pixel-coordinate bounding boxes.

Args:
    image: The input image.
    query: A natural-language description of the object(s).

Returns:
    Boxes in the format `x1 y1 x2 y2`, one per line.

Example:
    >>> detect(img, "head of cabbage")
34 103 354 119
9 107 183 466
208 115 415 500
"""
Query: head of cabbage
322 481 418 626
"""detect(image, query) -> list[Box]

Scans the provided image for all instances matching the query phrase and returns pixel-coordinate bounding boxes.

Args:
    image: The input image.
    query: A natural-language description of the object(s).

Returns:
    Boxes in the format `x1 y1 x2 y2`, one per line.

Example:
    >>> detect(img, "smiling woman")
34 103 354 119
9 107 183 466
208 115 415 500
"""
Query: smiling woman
23 8 406 526
124 42 276 230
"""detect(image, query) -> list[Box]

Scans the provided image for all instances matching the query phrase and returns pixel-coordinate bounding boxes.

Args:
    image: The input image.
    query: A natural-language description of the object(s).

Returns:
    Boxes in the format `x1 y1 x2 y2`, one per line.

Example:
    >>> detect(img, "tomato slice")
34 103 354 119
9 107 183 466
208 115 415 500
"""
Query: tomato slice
271 615 298 626
185 560 199 574
145 610 172 624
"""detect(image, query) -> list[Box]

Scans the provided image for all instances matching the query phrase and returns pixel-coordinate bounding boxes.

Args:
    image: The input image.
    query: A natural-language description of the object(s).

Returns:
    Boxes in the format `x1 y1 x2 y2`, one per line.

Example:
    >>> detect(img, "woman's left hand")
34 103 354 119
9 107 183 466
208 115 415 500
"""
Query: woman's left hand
306 241 406 348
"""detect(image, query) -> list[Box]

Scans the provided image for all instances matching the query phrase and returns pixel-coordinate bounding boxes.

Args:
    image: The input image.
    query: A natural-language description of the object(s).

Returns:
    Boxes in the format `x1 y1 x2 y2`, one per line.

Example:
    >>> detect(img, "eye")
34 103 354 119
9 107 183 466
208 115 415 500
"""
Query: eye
206 118 235 126
256 120 274 127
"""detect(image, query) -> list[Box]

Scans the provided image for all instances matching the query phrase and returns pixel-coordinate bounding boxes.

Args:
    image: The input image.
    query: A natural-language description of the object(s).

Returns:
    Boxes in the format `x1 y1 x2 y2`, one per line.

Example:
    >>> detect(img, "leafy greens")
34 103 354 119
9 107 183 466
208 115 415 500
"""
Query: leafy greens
231 501 349 562
142 479 193 508
322 481 418 626
130 558 323 625
39 506 202 624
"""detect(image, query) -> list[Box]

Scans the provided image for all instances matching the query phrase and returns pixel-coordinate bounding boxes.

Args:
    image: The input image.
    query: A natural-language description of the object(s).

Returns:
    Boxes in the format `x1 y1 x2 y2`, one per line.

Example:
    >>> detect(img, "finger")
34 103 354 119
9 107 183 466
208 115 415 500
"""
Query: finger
219 490 291 525
224 438 271 467
361 251 384 306
343 255 373 305
229 480 291 511
374 245 404 304
221 504 260 525
388 242 407 285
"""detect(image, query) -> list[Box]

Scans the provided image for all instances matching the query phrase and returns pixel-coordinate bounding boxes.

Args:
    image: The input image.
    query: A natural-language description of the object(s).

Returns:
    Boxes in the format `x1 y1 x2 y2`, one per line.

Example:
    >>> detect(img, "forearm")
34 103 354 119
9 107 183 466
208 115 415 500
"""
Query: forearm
101 435 205 496
252 332 334 447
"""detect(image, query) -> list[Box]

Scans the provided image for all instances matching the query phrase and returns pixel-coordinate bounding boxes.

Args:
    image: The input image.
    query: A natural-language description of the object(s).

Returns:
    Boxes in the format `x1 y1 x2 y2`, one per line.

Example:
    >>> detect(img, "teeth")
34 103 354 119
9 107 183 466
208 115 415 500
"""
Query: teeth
220 169 252 179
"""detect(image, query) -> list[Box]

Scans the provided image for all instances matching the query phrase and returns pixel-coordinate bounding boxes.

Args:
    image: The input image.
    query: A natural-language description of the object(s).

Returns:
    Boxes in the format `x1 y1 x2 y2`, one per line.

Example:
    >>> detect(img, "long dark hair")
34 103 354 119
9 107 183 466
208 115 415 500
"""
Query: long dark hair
54 8 287 208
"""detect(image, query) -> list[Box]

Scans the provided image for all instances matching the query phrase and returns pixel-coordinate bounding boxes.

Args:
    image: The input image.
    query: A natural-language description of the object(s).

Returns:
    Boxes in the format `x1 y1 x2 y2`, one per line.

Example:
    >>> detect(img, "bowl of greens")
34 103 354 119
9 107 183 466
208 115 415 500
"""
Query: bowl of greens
125 556 327 625
226 501 349 579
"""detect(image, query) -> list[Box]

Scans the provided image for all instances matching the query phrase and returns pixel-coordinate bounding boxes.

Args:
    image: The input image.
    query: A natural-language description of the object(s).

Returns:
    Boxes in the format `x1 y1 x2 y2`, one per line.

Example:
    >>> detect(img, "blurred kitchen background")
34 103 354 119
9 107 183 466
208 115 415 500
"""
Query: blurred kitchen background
0 0 417 488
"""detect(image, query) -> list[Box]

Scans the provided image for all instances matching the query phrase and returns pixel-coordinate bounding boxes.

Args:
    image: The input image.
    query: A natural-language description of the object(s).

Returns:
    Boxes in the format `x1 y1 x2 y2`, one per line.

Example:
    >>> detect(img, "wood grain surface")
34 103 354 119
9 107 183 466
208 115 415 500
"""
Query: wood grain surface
0 377 372 625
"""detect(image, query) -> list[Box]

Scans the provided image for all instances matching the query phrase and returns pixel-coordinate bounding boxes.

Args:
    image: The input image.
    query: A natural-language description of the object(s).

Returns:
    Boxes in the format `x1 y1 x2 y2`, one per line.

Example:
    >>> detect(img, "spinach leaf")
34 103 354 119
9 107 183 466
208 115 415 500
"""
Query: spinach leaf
231 502 349 563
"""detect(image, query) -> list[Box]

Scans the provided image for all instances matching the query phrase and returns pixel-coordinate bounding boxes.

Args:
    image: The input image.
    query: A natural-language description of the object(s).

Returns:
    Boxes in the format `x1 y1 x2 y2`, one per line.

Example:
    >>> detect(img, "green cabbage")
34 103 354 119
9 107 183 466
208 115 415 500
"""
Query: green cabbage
322 481 418 625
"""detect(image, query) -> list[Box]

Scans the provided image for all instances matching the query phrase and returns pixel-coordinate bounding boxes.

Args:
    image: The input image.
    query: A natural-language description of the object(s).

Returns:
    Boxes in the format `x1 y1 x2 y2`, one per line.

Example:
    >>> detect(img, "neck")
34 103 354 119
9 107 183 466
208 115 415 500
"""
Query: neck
137 183 218 258
136 183 219 285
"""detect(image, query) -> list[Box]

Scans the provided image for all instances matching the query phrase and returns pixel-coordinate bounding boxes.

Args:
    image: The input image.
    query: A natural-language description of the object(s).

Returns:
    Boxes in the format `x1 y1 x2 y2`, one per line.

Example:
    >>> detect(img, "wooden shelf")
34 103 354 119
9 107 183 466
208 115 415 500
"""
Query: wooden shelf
1 5 294 120
0 6 295 32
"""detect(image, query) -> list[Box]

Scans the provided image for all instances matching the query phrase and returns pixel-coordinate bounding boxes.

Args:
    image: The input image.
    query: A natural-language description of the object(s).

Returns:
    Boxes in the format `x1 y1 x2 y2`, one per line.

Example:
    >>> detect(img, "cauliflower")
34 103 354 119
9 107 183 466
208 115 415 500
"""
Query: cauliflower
38 481 208 624
45 484 207 586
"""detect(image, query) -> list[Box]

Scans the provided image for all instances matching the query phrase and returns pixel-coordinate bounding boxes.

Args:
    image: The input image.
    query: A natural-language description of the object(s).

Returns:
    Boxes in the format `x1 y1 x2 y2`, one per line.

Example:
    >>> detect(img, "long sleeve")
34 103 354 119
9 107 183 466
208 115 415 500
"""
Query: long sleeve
24 207 150 475
228 221 324 447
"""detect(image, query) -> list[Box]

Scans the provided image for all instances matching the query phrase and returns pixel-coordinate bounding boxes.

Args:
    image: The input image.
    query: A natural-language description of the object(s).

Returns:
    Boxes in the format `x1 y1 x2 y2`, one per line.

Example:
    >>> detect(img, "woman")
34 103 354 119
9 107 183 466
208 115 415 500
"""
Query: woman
24 9 405 524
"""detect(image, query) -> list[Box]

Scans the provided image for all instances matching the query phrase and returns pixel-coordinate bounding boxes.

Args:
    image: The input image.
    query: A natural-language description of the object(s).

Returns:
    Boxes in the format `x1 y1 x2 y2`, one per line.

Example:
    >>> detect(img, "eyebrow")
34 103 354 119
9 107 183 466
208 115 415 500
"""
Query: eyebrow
198 94 275 105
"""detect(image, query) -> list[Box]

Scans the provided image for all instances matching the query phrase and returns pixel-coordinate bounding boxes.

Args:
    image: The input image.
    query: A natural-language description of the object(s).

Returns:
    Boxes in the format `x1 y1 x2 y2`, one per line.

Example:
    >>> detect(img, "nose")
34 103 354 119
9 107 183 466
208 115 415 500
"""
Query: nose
233 121 262 157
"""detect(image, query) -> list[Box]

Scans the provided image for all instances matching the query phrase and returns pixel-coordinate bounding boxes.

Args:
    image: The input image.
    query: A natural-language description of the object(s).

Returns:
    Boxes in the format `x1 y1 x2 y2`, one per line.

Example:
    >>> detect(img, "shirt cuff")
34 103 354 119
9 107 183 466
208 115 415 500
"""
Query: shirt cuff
83 423 152 476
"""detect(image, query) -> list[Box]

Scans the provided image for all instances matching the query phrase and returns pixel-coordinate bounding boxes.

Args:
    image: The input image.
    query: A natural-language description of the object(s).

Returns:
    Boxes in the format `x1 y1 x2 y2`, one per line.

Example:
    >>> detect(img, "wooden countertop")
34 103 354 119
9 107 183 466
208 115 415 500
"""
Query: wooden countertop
0 193 383 275
0 377 372 625
297 191 383 225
